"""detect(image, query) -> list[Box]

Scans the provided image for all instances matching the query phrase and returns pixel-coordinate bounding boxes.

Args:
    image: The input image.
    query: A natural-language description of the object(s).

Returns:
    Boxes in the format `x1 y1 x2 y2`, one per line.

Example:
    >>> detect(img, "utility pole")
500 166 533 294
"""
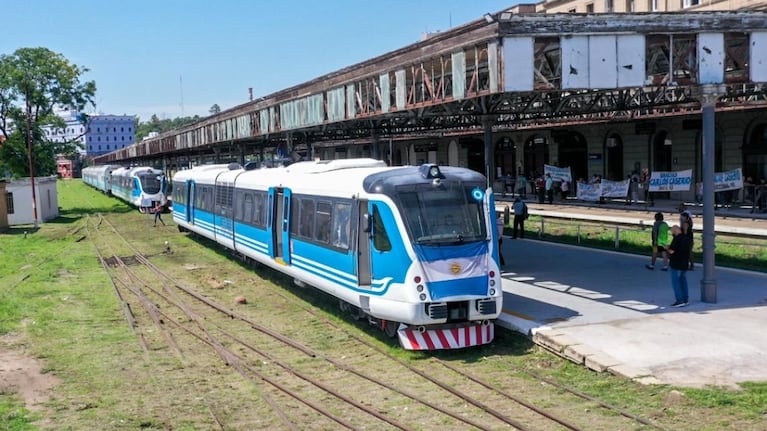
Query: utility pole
25 82 39 228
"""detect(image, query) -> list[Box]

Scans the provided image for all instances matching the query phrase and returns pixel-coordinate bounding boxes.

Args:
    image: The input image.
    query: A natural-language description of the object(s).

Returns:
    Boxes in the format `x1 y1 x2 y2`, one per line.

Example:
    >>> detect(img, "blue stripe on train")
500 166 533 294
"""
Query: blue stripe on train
428 275 489 300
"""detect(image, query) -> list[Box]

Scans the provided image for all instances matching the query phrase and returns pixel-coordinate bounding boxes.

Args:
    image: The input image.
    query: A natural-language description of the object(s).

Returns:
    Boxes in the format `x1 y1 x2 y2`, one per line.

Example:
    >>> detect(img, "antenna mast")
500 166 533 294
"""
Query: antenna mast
179 75 185 116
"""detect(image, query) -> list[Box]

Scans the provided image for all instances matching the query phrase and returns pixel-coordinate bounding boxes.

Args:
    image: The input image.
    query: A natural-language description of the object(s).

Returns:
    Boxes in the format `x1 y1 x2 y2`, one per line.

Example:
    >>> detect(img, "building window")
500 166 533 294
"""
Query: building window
6 192 13 214
627 0 635 11
651 0 660 11
568 8 576 12
682 0 700 7
121 127 124 132
605 0 613 11
586 3 595 12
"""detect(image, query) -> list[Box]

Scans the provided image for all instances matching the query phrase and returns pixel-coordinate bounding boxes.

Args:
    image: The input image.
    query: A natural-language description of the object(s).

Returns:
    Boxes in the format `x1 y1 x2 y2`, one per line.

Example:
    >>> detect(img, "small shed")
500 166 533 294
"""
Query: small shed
0 180 8 231
6 176 60 226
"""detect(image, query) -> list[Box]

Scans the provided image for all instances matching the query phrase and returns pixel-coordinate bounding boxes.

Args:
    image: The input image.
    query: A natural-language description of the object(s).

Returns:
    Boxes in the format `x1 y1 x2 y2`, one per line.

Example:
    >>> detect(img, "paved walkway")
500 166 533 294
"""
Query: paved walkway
496 226 767 388
493 196 767 387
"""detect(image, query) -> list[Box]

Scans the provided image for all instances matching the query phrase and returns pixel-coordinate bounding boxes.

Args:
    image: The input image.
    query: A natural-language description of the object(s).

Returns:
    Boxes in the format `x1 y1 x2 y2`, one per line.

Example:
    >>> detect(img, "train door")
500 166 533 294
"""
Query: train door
268 187 292 264
281 189 292 265
185 180 195 224
356 200 371 286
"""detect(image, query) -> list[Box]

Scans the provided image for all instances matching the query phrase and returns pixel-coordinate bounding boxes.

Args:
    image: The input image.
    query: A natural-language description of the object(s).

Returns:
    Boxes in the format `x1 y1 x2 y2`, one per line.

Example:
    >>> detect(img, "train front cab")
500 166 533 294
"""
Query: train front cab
361 167 501 350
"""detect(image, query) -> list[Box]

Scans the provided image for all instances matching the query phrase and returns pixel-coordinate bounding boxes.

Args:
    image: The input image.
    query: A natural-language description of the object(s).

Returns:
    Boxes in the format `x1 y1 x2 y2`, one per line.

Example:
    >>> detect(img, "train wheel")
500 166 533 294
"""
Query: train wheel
339 301 364 321
383 320 399 338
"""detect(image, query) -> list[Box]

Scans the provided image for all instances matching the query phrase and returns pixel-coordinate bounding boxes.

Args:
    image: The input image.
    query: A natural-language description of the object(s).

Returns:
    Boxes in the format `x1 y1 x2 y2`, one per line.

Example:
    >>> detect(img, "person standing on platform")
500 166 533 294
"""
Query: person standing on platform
560 179 570 201
645 212 669 270
512 197 527 239
667 225 692 307
641 168 654 206
516 174 528 199
679 209 694 270
496 214 506 266
545 173 554 204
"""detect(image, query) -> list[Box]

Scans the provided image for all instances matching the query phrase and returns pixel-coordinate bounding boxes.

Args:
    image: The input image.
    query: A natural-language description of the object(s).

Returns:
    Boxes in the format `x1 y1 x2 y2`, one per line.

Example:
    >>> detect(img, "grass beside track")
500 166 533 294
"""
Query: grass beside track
0 180 766 430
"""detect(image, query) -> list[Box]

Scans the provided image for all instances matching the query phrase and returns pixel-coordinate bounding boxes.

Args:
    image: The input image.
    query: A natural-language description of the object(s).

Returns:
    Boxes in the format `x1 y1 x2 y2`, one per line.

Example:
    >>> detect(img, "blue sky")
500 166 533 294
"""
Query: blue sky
3 1 521 121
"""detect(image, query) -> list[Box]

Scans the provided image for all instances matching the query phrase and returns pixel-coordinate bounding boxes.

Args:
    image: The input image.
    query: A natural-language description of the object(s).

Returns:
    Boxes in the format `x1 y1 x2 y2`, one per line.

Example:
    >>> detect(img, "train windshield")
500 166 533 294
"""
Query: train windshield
396 182 487 245
137 173 163 194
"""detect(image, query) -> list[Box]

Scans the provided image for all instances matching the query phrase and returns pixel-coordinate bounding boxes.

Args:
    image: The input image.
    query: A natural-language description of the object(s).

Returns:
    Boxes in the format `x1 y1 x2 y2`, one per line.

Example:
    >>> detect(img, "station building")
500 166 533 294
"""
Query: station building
95 8 767 205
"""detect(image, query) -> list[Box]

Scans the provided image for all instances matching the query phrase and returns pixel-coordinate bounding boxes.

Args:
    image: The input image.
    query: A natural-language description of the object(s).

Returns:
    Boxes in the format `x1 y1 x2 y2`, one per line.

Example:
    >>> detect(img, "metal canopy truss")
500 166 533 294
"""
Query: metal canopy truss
95 11 767 165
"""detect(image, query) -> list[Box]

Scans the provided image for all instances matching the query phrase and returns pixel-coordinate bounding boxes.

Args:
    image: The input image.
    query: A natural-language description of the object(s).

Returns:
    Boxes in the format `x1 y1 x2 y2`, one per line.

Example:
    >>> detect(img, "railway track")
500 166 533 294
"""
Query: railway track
87 212 667 430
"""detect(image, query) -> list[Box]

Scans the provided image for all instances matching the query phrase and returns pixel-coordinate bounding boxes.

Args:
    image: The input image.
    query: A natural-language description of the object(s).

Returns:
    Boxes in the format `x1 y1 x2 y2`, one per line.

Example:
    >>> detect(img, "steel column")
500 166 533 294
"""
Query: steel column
699 85 723 303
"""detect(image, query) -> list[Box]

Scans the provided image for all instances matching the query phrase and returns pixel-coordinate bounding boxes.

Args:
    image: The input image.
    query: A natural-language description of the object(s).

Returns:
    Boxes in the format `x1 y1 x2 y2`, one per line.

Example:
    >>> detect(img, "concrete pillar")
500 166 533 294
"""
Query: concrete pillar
698 85 725 303
483 116 495 189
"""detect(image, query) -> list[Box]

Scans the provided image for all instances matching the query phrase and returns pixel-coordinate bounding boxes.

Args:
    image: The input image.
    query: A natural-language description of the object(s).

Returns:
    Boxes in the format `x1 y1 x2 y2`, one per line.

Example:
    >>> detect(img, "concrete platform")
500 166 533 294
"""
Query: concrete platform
496 233 767 388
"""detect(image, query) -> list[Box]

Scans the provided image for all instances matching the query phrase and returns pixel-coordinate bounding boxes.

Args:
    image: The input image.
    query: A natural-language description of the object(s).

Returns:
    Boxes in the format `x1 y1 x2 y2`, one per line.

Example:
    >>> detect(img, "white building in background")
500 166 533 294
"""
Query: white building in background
43 107 86 153
43 107 136 157
5 176 59 226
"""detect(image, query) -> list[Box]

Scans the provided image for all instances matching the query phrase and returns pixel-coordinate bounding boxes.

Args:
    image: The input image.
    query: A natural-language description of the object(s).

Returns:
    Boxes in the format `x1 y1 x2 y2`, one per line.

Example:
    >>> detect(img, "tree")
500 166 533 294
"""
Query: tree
209 104 221 115
0 47 96 177
134 114 200 142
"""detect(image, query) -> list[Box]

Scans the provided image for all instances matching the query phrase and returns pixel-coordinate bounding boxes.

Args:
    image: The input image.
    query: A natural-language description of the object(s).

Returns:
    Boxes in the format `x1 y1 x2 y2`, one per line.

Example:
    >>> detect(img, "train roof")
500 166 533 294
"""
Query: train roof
82 164 122 175
112 166 164 177
171 159 487 198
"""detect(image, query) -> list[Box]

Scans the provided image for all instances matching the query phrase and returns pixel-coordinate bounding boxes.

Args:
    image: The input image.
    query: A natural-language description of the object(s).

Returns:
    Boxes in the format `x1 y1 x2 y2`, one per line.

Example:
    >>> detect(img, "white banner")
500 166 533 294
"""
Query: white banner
713 168 743 192
544 164 572 182
576 183 601 201
649 169 692 192
601 179 630 197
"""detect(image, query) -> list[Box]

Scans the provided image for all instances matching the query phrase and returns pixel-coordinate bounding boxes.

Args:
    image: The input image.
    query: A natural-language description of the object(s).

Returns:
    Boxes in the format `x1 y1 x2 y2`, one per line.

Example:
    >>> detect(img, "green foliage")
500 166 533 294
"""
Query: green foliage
0 47 95 178
530 216 767 273
0 397 36 431
134 114 201 142
684 382 767 418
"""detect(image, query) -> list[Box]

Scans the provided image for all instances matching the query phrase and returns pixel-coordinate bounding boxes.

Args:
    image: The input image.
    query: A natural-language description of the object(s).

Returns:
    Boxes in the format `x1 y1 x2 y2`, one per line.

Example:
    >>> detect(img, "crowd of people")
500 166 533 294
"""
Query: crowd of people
497 168 766 214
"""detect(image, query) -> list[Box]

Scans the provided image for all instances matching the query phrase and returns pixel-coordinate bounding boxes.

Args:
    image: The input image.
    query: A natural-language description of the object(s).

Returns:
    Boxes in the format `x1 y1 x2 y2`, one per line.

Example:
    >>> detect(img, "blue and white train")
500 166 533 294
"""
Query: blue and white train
172 159 503 350
82 165 167 210
82 164 121 193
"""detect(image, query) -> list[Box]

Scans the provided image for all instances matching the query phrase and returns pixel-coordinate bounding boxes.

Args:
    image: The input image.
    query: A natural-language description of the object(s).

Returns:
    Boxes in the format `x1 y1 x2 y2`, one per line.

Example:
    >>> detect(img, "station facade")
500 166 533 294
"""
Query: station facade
95 10 767 204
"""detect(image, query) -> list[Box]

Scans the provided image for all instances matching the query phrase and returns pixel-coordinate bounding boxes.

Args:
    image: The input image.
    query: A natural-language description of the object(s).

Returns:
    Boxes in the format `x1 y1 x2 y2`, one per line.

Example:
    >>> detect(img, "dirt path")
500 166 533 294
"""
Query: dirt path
0 343 60 411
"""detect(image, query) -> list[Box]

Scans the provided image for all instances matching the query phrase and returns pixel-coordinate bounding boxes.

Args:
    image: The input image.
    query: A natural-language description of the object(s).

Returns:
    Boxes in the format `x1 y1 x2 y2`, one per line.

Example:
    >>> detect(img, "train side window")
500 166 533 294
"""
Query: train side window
290 197 300 236
253 192 266 227
315 201 332 244
371 204 392 251
241 193 253 223
299 199 315 238
331 202 352 249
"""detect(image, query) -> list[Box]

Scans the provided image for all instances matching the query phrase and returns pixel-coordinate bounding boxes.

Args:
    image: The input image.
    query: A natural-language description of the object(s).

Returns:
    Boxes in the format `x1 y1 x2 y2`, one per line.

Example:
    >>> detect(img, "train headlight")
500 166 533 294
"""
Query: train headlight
489 279 496 287
419 164 445 179
419 293 427 301
489 288 496 296
416 284 424 292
